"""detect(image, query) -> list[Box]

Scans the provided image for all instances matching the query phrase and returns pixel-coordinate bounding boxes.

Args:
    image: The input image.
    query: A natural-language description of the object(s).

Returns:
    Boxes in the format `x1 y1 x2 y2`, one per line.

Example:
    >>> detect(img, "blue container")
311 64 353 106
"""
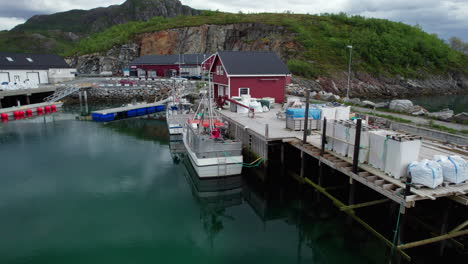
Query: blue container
156 105 165 112
101 113 115 122
286 108 321 119
127 110 137 117
147 106 156 113
92 113 115 122
137 108 147 115
91 113 101 121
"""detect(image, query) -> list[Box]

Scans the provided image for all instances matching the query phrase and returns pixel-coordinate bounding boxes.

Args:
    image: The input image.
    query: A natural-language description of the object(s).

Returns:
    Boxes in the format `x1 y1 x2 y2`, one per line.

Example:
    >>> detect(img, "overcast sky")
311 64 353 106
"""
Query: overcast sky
0 0 467 41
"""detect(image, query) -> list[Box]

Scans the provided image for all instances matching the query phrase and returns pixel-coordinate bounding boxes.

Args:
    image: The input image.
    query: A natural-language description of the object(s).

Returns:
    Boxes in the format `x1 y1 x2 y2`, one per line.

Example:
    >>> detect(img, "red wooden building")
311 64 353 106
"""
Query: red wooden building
210 51 291 103
129 54 210 78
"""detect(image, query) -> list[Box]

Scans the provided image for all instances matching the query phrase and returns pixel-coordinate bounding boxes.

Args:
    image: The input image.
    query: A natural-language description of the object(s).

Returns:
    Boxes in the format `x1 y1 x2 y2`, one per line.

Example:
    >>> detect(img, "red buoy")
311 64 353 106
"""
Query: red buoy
51 105 57 112
18 111 25 118
37 107 43 115
13 111 19 117
26 109 33 116
1 113 8 121
44 106 51 113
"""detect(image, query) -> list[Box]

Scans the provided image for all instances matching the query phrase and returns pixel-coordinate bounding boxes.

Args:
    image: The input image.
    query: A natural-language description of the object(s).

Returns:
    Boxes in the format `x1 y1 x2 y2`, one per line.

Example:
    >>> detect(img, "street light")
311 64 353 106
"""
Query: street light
346 45 353 99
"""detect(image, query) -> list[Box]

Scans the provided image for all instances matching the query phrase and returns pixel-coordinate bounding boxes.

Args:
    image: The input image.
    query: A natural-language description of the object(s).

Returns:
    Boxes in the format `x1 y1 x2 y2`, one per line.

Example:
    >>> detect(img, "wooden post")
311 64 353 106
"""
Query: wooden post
398 175 412 246
438 202 451 256
25 95 31 105
79 91 83 114
83 90 89 114
265 124 269 139
303 89 310 144
281 143 285 177
300 151 305 178
352 118 362 173
0 97 3 109
321 118 327 156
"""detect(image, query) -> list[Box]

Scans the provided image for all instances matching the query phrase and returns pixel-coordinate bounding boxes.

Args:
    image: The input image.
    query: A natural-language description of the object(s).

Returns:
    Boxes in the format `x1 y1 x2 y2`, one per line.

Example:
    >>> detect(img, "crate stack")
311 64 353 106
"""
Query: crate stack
346 123 373 163
368 131 422 179
285 108 321 131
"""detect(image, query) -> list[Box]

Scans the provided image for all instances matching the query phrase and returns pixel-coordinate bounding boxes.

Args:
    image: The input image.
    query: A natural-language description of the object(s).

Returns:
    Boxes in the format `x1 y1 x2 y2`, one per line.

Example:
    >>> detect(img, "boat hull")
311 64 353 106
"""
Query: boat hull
183 130 243 178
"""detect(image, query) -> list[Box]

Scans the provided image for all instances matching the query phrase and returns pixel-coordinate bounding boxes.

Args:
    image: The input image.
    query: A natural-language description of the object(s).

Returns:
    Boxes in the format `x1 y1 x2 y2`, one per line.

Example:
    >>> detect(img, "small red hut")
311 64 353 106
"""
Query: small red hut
210 51 291 103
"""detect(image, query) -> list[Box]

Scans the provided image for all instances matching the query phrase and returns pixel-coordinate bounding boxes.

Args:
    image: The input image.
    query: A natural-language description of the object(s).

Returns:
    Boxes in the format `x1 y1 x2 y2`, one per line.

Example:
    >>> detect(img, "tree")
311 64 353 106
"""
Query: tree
449 36 468 54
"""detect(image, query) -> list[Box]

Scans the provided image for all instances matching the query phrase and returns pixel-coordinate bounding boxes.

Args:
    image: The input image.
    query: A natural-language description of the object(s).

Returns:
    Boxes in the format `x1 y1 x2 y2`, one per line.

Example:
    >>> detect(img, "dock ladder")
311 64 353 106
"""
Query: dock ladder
44 85 81 102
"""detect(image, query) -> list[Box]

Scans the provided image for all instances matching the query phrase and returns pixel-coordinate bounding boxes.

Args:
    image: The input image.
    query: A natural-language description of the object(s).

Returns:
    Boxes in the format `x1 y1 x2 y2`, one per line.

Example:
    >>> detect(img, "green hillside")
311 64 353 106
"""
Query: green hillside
2 11 467 78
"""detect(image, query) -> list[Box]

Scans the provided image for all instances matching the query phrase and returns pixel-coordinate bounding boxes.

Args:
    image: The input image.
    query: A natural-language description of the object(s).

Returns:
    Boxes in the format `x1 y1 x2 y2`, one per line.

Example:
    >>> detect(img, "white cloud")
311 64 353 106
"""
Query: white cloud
0 17 26 30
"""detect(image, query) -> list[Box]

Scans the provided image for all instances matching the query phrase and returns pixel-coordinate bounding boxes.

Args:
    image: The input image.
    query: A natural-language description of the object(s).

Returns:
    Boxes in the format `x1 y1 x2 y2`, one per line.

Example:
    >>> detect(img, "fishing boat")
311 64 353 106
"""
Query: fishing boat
182 83 243 178
166 77 192 135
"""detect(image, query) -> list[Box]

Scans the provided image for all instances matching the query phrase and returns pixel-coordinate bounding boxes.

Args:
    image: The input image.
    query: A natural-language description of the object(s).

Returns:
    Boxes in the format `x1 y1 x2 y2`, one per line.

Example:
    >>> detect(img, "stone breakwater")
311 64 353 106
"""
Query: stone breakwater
64 86 172 104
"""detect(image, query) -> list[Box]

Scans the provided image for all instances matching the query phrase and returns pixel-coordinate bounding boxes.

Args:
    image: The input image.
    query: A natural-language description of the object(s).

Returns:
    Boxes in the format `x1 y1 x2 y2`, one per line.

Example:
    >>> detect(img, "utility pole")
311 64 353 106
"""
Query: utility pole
346 45 353 99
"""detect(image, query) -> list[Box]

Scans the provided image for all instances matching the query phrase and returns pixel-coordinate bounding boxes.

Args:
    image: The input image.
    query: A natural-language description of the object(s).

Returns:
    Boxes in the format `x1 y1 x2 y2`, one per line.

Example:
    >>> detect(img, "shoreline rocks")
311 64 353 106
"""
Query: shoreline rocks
389 99 413 112
427 108 454 121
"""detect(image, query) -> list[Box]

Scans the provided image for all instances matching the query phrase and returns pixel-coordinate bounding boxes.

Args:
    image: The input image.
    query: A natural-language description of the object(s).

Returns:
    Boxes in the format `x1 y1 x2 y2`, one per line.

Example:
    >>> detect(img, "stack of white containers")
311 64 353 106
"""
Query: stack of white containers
333 120 353 156
347 125 371 163
335 106 351 120
368 130 400 171
325 120 335 150
384 135 421 179
320 106 337 121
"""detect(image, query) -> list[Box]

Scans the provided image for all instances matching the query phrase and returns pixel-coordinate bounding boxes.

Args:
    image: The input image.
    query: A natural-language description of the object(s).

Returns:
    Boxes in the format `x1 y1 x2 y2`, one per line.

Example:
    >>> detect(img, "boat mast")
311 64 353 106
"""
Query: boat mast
208 72 214 132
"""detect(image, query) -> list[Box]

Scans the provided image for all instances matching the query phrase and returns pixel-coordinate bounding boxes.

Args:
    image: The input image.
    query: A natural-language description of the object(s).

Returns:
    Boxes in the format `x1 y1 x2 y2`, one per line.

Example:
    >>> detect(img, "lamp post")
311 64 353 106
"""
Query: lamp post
346 45 353 99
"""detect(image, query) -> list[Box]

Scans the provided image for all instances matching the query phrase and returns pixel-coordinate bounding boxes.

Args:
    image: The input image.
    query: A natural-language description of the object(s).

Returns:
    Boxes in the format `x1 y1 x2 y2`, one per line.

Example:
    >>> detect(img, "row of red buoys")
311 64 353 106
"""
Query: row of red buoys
1 105 57 122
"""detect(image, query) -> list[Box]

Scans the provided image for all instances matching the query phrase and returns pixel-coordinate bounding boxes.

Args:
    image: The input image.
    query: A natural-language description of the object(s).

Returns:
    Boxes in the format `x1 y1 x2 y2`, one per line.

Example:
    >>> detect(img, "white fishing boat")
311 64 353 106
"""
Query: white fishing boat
166 77 192 135
182 82 243 178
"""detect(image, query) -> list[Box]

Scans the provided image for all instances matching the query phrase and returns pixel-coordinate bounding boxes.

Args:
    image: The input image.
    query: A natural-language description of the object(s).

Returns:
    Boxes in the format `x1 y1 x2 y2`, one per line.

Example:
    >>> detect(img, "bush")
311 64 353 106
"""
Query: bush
287 59 319 78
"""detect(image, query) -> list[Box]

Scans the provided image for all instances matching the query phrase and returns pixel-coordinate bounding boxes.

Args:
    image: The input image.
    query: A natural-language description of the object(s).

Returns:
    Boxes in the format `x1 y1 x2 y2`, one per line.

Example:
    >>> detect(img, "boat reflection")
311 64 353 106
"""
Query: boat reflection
179 146 242 247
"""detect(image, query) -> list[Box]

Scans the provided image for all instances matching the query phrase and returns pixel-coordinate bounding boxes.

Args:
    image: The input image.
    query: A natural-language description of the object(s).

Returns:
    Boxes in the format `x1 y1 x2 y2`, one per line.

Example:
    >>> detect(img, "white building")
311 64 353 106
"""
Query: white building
0 52 75 88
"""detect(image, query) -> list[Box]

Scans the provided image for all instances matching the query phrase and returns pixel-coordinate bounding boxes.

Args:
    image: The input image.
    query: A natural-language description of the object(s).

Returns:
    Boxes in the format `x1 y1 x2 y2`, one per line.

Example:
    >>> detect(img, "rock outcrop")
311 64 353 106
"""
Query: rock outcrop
13 0 200 34
66 44 139 74
68 23 301 74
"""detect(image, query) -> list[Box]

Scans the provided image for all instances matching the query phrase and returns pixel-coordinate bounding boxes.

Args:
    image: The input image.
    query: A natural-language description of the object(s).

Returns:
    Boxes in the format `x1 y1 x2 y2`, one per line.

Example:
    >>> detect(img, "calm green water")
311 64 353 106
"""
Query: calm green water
373 94 467 114
0 114 386 264
408 95 467 114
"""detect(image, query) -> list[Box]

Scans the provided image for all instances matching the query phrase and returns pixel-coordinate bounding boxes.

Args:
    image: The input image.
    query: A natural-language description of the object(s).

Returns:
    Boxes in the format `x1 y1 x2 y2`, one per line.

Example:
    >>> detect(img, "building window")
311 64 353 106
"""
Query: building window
216 65 224 75
26 58 33 62
239 87 250 95
6 57 13 62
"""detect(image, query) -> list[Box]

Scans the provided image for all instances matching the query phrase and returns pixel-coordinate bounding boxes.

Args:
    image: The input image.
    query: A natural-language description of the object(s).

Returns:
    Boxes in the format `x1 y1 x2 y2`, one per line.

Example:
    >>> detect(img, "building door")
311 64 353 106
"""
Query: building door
0 72 9 83
27 72 40 85
218 85 225 97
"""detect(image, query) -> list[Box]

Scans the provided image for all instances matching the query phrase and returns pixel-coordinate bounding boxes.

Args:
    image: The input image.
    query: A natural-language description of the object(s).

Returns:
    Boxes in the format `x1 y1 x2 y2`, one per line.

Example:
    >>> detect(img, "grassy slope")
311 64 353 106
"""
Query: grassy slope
70 11 468 77
2 11 467 78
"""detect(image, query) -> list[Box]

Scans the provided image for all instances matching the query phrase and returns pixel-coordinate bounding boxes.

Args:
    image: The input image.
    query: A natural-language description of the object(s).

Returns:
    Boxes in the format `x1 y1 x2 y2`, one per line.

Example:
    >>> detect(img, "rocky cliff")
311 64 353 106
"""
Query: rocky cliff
68 23 468 98
68 23 301 74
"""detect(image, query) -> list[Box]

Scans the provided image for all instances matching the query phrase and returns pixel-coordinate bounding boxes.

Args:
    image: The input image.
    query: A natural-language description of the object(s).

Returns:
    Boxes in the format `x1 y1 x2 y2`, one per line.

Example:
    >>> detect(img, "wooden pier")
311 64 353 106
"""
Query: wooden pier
217 104 468 260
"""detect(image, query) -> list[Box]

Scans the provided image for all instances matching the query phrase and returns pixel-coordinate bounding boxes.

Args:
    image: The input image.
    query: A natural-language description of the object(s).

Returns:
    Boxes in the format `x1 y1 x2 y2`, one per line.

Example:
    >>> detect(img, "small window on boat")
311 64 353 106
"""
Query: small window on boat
239 87 250 95
6 57 13 62
26 58 33 62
